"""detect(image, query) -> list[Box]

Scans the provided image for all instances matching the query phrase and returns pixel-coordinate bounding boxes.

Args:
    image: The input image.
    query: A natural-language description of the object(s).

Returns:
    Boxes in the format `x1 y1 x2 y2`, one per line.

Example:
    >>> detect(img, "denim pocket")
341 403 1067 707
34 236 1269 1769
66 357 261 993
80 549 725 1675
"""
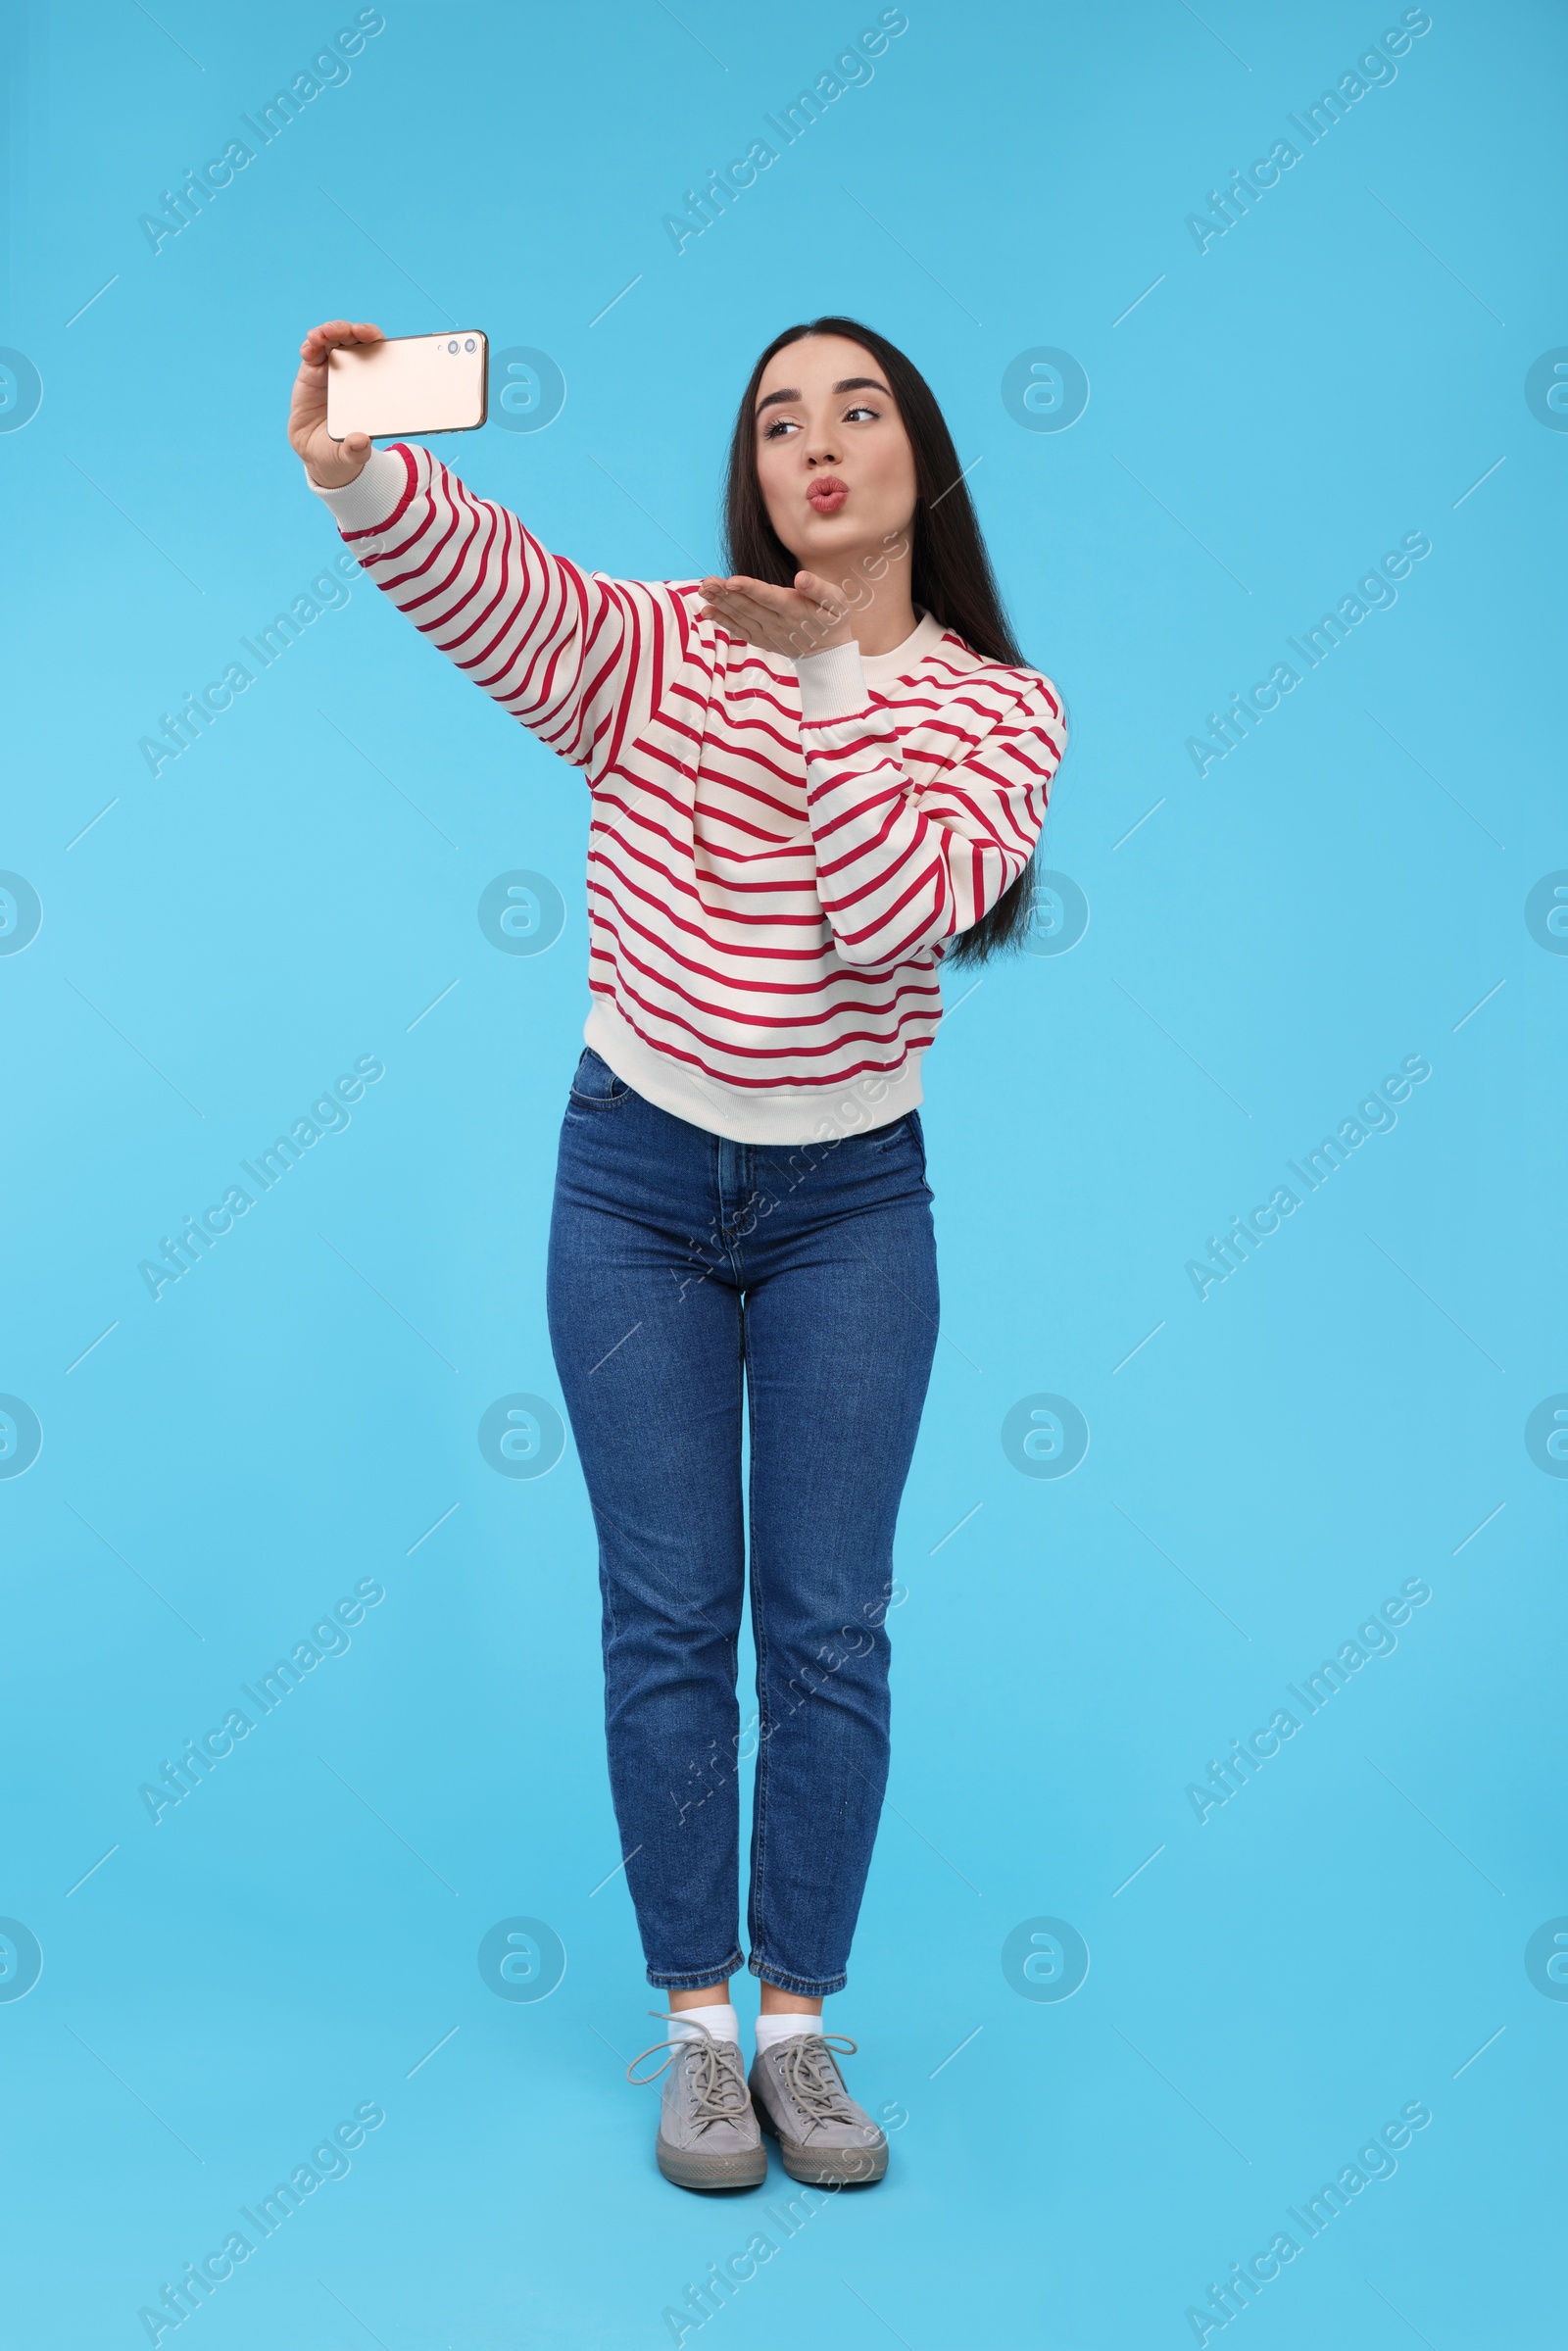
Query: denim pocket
567 1047 631 1110
868 1110 926 1174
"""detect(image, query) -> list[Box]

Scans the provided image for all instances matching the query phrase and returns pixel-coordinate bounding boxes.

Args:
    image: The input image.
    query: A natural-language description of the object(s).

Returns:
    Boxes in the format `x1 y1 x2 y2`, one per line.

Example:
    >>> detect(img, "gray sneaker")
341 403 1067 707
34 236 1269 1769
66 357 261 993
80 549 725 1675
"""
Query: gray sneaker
748 2032 888 2185
626 2016 767 2191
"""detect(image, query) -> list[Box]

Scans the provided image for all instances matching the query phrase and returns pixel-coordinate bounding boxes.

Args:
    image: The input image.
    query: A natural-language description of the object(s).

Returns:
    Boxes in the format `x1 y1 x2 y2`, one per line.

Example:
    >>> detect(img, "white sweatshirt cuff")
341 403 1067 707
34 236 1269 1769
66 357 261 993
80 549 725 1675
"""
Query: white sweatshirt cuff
794 640 867 721
304 445 409 532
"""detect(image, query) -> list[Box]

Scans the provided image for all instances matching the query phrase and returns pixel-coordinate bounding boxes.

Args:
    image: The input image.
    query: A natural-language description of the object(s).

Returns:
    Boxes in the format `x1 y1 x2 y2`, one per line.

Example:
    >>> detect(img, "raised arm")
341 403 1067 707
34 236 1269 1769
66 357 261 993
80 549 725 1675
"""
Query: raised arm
288 318 686 778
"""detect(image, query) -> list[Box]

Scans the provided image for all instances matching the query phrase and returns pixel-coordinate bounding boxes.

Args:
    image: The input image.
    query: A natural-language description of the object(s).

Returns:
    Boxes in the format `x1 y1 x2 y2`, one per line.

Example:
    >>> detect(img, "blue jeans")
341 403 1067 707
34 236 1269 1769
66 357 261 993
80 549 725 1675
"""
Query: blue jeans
546 1048 939 1996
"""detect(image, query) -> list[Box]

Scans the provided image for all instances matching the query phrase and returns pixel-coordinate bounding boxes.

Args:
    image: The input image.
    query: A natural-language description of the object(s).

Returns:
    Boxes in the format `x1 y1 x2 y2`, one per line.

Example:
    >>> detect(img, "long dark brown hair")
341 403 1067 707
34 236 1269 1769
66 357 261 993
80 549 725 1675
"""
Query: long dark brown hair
723 315 1038 965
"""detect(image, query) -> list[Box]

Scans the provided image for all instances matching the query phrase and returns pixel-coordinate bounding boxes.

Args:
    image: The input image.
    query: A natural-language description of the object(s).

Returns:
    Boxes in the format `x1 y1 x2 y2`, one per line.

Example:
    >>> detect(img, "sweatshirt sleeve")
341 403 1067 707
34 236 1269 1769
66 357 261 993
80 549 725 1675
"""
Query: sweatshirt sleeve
793 641 1066 968
307 444 690 782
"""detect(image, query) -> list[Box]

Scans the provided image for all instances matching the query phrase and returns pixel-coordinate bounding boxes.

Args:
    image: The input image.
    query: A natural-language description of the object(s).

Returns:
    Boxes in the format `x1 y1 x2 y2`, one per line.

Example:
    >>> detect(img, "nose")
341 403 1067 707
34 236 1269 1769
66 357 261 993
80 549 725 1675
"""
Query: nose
806 437 840 467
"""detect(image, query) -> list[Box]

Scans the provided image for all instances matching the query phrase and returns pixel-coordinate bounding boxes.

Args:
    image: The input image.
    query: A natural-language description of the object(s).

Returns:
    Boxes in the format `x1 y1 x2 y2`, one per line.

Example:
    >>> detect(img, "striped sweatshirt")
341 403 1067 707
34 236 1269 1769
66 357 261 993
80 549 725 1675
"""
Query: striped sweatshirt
311 442 1066 1144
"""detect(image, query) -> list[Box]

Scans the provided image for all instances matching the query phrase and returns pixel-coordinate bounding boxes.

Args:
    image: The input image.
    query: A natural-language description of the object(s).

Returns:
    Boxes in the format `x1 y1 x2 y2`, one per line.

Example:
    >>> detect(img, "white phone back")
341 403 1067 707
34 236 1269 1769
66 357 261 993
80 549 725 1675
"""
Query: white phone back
326 332 488 438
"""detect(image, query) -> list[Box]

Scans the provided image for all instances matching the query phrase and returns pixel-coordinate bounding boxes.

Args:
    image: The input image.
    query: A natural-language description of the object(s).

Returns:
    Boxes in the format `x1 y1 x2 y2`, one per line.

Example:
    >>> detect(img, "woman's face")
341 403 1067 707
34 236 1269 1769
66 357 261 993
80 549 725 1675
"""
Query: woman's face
753 334 917 574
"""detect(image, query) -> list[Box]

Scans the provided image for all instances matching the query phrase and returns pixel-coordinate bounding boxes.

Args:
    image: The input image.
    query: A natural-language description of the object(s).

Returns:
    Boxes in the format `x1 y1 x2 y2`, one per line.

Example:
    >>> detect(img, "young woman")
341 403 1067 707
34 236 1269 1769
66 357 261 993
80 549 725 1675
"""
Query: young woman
289 315 1065 2192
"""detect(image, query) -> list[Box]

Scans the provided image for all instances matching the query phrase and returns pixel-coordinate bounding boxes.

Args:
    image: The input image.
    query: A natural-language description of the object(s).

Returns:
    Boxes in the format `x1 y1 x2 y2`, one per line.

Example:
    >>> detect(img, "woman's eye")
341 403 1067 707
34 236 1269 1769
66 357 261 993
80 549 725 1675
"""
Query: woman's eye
763 417 800 439
844 405 876 422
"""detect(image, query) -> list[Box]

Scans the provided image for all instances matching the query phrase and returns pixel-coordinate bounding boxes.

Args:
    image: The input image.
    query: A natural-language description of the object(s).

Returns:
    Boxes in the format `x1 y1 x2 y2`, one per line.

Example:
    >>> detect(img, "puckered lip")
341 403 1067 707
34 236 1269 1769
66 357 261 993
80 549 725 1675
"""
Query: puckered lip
807 475 848 507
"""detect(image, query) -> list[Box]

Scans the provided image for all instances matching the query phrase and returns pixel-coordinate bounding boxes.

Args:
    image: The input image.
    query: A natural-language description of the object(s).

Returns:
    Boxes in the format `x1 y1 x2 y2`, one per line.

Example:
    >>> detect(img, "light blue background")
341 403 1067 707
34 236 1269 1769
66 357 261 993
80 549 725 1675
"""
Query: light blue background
3 2 1563 2344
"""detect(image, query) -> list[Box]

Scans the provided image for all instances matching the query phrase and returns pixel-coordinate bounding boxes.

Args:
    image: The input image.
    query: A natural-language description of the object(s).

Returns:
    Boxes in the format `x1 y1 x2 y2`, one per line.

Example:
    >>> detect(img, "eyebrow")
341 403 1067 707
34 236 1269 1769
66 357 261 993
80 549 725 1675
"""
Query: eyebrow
756 376 892 414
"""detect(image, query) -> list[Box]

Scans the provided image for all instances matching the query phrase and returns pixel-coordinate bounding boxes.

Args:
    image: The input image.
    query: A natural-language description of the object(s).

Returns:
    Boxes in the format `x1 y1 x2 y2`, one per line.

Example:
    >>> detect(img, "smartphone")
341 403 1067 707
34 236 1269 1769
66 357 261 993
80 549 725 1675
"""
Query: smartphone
326 331 488 440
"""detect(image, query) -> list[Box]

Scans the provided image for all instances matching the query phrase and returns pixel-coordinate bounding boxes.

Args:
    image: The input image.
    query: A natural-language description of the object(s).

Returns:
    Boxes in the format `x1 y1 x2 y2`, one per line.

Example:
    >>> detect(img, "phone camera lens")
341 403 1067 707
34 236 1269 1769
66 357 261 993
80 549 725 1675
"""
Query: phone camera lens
448 339 459 353
465 337 475 351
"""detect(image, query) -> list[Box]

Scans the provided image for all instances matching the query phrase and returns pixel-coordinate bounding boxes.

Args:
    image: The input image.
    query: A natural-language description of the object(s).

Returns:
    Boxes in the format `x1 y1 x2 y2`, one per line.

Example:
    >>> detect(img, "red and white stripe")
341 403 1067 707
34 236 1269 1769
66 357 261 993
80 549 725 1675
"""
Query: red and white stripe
326 442 1066 1095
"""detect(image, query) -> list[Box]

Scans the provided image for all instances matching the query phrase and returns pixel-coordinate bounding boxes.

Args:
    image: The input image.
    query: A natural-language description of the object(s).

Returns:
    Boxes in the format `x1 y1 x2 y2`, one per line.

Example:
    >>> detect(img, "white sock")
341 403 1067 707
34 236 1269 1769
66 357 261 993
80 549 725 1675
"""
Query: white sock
667 2002 739 2046
754 2010 822 2055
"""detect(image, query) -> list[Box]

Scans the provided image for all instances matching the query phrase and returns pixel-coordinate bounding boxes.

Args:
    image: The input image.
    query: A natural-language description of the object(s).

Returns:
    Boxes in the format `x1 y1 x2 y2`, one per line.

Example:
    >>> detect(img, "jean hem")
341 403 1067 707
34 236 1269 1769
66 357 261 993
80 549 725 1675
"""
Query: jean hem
646 1949 746 1992
749 1953 849 1998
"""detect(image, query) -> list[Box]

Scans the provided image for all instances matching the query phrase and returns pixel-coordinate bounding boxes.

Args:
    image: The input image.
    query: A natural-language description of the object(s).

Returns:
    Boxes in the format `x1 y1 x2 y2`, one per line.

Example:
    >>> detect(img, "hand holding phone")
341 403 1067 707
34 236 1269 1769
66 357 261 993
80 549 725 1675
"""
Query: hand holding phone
288 319 385 488
288 320 489 489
